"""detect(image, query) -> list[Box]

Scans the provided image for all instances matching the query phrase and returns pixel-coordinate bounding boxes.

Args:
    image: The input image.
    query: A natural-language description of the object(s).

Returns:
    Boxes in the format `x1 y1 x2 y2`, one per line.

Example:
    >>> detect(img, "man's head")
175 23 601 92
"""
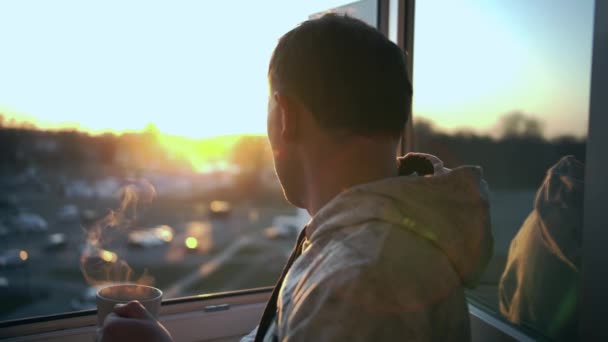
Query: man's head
267 14 412 208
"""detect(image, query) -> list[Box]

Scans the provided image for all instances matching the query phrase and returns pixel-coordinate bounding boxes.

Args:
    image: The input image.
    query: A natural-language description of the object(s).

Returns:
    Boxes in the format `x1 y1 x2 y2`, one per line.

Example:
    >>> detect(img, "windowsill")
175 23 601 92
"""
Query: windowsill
0 287 273 340
466 296 543 342
2 287 540 342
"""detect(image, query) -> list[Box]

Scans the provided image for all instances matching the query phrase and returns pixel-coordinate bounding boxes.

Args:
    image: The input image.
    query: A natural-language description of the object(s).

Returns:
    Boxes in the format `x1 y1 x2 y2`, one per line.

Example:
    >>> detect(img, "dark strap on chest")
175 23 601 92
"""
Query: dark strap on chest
254 227 308 342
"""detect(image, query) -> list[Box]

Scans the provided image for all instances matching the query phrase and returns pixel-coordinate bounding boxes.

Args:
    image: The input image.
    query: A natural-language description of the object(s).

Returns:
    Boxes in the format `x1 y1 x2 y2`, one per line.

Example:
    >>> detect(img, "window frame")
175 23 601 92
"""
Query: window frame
395 0 416 155
0 287 272 339
580 0 608 340
401 0 606 341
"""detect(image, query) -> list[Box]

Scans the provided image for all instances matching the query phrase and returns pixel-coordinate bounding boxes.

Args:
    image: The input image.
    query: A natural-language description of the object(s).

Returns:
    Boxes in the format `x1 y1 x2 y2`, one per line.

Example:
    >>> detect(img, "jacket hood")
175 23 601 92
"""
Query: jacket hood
306 157 494 288
533 155 584 270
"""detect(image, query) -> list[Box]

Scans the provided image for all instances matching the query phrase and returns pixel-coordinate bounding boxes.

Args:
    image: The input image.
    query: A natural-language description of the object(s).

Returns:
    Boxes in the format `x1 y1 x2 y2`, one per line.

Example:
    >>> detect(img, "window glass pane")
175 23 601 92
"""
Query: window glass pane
0 0 370 322
413 1 594 340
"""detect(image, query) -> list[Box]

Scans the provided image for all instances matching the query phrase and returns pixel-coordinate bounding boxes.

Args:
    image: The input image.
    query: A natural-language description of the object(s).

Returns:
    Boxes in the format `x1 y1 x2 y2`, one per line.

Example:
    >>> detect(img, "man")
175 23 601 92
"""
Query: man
99 14 493 341
500 156 584 341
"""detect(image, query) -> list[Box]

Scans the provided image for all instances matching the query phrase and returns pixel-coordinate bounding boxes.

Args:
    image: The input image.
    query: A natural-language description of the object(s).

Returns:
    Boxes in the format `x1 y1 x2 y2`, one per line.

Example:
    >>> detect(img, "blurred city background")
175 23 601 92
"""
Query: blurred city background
0 112 586 321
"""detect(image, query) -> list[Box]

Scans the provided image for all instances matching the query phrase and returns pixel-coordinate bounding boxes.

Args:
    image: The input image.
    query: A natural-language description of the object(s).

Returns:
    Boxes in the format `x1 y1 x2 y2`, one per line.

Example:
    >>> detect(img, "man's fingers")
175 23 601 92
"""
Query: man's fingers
400 153 451 176
100 314 145 342
100 312 172 342
399 153 434 176
112 300 150 319
103 313 127 327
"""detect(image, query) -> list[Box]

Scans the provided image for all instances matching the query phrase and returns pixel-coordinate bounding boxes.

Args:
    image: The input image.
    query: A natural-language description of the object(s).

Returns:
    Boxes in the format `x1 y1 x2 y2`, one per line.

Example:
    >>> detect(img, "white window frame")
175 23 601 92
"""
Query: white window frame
1 1 606 341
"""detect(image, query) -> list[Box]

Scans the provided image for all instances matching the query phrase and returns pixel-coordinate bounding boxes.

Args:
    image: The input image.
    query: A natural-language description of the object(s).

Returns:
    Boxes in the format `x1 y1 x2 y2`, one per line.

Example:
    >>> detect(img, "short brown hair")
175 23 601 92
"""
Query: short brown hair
269 14 412 137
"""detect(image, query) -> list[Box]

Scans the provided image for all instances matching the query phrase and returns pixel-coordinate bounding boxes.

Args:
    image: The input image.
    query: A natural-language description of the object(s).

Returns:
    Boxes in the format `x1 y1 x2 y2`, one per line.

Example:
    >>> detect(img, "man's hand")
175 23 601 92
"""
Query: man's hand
398 153 451 177
98 301 173 342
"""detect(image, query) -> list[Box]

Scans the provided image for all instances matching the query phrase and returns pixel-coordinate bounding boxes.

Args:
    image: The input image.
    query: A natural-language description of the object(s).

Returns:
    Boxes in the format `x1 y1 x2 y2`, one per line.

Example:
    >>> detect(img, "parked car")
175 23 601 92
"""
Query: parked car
0 277 8 289
57 204 79 222
80 209 100 224
264 225 296 240
45 233 68 251
70 286 100 311
13 212 48 233
264 209 309 240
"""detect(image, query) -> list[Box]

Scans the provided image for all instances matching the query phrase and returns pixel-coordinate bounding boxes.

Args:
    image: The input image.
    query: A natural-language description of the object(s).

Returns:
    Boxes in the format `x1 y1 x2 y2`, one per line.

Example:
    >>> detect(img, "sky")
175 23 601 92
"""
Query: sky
413 0 595 137
0 0 596 139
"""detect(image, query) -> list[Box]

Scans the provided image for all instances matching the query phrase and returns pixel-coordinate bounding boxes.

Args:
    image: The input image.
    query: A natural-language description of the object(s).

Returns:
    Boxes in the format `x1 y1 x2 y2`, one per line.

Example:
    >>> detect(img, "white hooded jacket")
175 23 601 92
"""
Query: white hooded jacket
244 156 493 341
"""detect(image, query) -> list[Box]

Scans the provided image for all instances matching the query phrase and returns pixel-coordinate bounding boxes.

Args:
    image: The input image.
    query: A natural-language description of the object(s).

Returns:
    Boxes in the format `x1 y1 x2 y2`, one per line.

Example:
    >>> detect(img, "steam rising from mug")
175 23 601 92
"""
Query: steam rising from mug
80 179 156 286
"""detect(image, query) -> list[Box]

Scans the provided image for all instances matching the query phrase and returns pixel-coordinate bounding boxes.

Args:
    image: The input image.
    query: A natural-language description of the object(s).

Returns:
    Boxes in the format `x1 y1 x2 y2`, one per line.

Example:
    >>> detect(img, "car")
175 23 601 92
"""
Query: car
81 246 118 265
13 212 48 233
208 200 232 218
70 286 101 311
57 204 79 222
264 209 309 240
80 209 100 224
0 249 28 269
45 233 68 251
128 225 174 248
264 225 297 240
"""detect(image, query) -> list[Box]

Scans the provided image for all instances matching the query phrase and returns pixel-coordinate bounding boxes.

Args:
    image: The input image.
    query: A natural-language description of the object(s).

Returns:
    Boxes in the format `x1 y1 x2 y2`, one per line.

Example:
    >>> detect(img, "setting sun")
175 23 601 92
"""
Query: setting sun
155 132 243 173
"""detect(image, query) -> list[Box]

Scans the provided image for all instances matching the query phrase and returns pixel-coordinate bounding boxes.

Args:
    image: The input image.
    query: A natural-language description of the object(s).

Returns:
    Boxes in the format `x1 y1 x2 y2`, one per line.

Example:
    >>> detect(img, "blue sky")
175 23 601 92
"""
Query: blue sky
0 0 596 138
414 0 594 137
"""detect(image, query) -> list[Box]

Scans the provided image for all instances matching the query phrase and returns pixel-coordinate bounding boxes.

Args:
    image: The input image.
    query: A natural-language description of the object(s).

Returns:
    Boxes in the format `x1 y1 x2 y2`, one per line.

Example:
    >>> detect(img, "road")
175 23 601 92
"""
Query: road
0 201 297 321
1 189 538 321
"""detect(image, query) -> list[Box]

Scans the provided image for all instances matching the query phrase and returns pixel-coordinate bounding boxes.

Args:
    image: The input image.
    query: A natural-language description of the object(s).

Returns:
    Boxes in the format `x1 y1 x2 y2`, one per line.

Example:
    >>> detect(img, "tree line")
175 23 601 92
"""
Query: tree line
414 112 585 189
0 112 586 190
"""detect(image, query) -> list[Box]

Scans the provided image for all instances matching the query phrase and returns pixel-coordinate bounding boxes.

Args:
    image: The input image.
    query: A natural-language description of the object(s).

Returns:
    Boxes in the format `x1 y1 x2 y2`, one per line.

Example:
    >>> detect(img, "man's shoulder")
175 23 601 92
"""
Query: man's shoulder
301 220 461 293
314 220 452 267
293 238 463 316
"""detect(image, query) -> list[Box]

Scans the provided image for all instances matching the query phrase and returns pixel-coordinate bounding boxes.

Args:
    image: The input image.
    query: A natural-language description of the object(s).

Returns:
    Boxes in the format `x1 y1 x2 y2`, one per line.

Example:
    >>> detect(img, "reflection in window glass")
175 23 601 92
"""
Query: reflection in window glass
0 0 363 322
414 1 594 340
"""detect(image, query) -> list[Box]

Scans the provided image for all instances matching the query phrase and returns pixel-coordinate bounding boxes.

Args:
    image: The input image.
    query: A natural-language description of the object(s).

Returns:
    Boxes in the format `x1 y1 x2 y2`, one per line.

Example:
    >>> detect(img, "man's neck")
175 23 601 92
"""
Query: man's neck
303 139 398 216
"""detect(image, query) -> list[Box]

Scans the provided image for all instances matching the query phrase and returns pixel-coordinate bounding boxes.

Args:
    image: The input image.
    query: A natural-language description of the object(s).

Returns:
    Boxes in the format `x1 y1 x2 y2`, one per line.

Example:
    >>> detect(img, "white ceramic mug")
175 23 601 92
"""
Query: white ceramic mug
96 284 163 326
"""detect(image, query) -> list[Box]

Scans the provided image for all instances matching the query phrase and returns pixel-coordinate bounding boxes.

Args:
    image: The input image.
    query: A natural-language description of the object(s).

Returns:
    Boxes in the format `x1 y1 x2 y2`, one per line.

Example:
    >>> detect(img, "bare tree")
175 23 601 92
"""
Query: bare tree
498 111 545 139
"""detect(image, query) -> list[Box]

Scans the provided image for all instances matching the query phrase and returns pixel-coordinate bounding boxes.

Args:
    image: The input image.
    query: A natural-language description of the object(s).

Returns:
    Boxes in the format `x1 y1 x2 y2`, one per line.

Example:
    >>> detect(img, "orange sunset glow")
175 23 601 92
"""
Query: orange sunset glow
0 0 593 147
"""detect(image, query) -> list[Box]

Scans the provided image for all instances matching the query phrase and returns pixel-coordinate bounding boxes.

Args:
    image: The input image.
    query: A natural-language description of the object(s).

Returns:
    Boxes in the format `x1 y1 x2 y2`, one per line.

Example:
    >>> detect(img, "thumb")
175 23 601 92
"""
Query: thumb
113 300 151 319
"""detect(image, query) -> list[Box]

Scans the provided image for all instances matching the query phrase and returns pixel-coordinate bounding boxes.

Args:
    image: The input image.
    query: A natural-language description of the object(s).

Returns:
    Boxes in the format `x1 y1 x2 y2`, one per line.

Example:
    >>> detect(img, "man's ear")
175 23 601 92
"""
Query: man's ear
274 92 298 142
